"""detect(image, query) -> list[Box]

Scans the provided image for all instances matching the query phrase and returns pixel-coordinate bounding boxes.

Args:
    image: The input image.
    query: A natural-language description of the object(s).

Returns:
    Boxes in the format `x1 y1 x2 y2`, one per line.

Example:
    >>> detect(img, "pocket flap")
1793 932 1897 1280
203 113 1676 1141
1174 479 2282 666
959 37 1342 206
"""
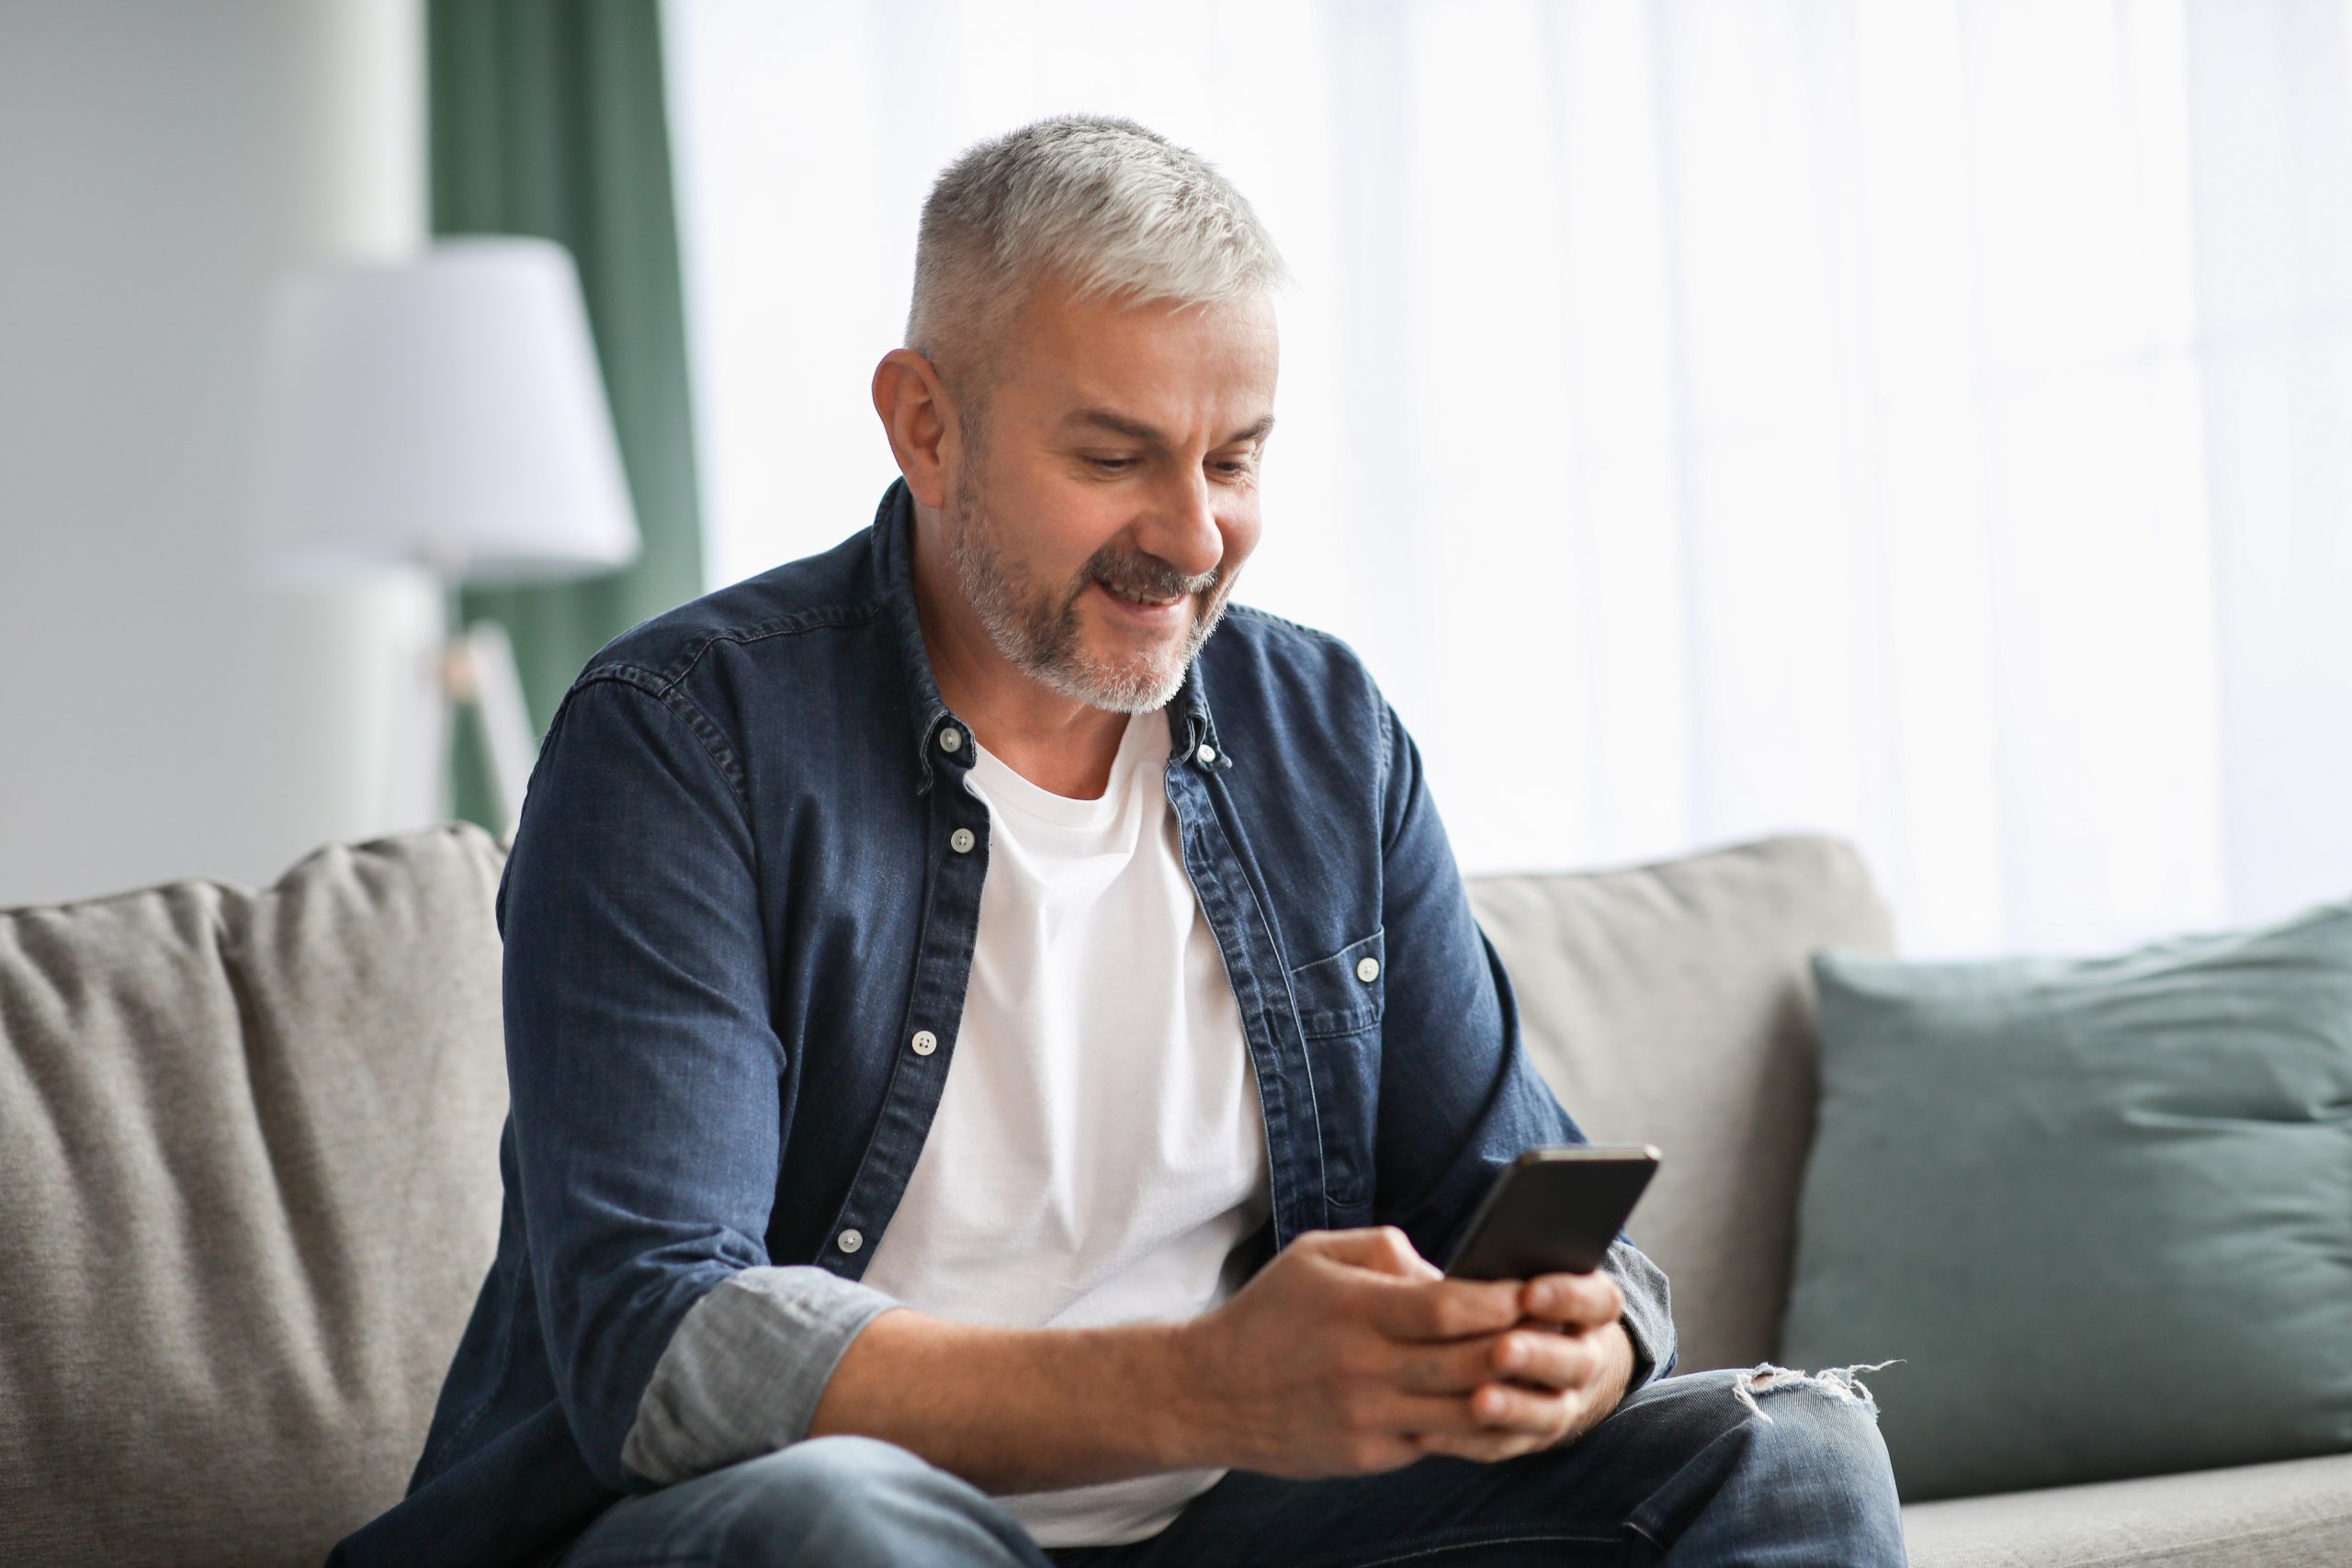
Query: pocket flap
1288 928 1385 1039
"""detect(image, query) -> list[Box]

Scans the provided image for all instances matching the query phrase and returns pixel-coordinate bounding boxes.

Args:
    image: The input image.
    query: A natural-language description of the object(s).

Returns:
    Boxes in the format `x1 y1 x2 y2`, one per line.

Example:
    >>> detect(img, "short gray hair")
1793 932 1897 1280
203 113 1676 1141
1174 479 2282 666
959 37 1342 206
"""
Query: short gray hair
906 115 1286 396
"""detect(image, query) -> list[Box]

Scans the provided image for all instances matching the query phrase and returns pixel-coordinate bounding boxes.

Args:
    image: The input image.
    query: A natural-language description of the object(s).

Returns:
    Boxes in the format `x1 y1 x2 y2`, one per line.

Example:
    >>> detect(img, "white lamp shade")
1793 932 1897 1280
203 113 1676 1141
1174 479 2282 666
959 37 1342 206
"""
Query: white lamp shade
252 237 641 586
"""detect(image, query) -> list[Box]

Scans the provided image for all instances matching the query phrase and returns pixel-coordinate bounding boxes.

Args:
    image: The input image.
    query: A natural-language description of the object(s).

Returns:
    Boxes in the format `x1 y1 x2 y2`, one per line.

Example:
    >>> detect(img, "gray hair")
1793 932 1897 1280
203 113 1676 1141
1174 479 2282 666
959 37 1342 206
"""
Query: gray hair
906 115 1286 399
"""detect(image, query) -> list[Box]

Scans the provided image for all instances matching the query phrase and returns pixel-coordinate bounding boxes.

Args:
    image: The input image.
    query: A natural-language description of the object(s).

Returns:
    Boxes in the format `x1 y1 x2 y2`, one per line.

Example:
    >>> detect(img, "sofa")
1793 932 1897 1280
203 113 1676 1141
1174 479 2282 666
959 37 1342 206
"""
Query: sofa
2 821 2346 1565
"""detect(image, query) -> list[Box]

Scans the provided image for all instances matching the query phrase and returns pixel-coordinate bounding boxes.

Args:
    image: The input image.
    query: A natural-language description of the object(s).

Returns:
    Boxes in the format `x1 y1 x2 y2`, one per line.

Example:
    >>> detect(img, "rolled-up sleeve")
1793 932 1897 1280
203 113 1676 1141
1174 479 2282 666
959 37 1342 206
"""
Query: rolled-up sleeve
1365 695 1679 1394
500 671 898 1495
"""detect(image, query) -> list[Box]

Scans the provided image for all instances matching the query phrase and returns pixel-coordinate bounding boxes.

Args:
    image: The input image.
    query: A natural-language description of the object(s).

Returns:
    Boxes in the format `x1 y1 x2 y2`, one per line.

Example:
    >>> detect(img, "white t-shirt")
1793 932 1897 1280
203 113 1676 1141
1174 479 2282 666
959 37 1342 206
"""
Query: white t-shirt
856 708 1272 1548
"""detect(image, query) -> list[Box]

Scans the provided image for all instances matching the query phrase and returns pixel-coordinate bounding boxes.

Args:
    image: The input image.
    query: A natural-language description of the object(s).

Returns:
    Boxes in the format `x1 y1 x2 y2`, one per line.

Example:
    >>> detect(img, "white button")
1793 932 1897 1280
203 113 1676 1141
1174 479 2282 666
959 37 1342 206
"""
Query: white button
836 1228 863 1253
910 1030 937 1056
949 828 975 853
1357 956 1381 983
938 728 963 753
1197 744 1217 765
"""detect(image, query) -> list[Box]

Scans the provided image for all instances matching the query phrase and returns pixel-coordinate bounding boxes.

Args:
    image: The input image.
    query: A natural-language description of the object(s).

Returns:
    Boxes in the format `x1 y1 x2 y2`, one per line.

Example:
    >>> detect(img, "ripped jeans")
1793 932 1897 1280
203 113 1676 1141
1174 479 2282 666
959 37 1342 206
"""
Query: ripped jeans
552 1363 1908 1567
1046 1362 1908 1567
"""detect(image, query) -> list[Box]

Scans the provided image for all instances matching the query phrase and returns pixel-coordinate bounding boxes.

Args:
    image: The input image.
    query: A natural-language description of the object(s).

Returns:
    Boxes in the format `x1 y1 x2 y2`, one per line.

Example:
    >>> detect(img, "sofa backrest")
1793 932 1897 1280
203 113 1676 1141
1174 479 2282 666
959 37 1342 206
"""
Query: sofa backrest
0 822 1889 1564
0 824 511 1568
1466 833 1894 1374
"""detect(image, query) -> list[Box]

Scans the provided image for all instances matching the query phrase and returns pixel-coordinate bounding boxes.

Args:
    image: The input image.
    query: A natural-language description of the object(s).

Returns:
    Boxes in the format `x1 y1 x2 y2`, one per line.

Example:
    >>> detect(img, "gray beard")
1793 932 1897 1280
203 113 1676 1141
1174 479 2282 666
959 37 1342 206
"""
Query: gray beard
941 448 1234 715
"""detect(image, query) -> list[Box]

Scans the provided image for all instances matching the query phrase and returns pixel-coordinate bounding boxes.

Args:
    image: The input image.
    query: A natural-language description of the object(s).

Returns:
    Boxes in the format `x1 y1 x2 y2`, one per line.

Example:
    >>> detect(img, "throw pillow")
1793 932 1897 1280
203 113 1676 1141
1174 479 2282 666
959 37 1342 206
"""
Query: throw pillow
1778 899 2352 1502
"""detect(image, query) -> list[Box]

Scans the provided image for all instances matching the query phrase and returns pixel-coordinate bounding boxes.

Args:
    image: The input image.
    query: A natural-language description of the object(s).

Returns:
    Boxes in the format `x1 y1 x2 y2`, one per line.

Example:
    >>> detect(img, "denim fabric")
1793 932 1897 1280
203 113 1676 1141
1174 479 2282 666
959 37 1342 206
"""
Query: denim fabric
1042 1367 1908 1566
327 479 1679 1567
553 1436 1057 1568
548 1369 1907 1568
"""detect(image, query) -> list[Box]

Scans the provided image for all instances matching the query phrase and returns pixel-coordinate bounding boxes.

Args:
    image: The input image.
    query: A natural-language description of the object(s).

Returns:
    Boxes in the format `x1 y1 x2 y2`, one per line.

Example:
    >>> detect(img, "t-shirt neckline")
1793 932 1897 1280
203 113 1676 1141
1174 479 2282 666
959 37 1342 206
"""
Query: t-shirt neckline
967 710 1170 830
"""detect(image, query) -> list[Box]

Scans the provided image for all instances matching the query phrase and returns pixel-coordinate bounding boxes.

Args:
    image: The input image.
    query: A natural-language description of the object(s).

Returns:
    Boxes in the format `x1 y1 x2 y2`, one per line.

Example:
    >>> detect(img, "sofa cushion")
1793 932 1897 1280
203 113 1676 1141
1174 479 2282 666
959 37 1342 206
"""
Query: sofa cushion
1904 1450 2352 1568
1782 899 2352 1502
0 824 511 1568
1465 834 1894 1373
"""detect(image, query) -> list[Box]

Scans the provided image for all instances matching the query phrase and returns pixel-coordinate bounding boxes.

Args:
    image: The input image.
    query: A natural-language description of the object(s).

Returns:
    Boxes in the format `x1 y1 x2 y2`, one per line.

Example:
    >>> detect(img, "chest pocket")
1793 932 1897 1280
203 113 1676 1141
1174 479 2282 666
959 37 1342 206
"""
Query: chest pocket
1288 928 1385 1210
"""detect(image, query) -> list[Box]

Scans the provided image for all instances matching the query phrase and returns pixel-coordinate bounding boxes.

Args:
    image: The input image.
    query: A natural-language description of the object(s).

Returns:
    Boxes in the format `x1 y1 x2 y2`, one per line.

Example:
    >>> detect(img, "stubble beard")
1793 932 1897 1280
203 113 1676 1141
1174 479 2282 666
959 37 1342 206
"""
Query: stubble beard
941 439 1235 715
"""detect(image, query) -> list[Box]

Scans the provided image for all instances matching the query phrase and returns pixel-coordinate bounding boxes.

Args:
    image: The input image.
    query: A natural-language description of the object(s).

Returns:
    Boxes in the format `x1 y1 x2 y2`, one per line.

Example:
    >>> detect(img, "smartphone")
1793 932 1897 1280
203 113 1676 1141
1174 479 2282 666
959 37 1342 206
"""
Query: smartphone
1441 1145 1661 1280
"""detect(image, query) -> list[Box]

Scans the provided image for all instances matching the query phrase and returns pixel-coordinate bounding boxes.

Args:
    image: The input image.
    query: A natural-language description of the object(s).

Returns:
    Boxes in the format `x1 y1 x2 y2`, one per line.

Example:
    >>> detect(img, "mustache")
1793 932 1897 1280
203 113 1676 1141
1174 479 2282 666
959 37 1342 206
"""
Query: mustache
1085 547 1220 602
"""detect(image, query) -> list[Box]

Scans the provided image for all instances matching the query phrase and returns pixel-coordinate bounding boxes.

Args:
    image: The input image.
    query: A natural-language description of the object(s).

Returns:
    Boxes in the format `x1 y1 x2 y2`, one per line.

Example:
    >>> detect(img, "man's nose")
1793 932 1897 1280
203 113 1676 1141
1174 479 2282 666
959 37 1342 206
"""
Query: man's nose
1141 466 1225 581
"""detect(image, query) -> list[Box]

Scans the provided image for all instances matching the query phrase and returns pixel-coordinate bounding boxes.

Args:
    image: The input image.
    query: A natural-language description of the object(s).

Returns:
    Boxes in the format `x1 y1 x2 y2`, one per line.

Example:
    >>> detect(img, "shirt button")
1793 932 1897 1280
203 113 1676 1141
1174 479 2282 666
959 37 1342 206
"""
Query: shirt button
1197 744 1217 765
949 828 976 853
910 1030 938 1056
1357 956 1381 983
836 1228 863 1253
938 728 963 753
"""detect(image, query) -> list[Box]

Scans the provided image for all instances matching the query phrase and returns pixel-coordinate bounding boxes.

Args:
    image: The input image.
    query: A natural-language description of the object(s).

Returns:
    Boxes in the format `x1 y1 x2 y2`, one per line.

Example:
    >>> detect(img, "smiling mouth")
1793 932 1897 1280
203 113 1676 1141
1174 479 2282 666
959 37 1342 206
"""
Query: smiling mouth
1099 581 1184 608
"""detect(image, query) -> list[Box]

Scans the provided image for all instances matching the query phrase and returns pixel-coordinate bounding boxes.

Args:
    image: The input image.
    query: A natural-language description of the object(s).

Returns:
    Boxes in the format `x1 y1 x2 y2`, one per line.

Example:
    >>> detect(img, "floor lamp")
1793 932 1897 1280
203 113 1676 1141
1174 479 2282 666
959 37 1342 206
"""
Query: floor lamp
250 238 640 841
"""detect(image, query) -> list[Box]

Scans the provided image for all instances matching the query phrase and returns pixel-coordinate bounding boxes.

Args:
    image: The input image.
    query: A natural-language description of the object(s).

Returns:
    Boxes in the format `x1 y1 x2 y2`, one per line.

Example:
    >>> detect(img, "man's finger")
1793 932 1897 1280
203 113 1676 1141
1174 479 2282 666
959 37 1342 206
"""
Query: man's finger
1361 1273 1523 1342
1488 1325 1601 1393
1392 1325 1598 1396
1307 1224 1443 1280
1379 1389 1508 1438
1469 1378 1577 1433
1519 1271 1623 1331
1392 1333 1514 1395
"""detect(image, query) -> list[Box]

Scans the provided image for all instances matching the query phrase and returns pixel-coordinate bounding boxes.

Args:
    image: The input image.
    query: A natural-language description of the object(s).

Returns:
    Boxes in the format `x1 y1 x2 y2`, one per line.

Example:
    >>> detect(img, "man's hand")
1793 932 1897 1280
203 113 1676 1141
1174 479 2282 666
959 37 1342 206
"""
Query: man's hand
1407 1271 1634 1463
1172 1226 1632 1479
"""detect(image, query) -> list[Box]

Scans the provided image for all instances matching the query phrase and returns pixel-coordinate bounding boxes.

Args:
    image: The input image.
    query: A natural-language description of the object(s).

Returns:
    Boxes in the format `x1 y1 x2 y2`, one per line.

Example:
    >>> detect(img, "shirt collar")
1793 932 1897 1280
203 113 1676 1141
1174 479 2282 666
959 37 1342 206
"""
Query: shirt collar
866 477 1229 795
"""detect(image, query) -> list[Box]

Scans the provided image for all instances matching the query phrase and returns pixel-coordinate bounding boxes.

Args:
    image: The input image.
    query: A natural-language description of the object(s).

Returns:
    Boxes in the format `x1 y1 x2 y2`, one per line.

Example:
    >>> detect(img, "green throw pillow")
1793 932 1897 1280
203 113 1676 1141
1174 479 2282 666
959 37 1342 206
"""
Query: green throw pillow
1779 898 2352 1502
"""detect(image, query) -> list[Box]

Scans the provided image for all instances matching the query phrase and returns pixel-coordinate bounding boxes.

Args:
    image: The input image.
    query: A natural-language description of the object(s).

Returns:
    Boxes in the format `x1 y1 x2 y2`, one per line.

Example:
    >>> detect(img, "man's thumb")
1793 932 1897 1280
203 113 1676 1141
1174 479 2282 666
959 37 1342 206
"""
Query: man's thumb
1312 1224 1443 1280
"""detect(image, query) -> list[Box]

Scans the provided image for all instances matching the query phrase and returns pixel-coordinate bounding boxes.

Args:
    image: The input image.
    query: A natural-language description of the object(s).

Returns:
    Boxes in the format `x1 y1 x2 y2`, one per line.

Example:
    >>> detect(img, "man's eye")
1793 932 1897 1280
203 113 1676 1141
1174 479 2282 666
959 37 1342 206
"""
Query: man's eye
1087 457 1136 473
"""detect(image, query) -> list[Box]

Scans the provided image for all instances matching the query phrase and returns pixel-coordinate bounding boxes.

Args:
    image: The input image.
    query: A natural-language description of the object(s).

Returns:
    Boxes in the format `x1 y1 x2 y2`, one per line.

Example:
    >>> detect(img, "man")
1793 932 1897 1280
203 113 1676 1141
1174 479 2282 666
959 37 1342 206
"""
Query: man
332 116 1906 1567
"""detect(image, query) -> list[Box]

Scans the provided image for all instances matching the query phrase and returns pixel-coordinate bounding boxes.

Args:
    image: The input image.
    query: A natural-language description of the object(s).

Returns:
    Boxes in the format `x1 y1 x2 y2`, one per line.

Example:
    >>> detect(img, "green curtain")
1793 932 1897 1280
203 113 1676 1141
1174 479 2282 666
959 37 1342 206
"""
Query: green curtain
427 0 705 831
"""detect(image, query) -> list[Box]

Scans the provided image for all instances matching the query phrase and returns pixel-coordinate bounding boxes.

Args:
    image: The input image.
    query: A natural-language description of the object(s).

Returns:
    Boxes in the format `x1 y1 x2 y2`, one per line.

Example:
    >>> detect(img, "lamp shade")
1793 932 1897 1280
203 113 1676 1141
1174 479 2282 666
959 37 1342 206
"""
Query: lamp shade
252 237 640 585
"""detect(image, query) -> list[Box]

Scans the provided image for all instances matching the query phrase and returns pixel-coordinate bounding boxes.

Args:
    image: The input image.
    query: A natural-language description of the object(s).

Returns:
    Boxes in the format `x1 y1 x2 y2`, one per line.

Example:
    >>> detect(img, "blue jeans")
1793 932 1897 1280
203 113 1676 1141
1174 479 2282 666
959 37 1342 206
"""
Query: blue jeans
550 1366 1908 1566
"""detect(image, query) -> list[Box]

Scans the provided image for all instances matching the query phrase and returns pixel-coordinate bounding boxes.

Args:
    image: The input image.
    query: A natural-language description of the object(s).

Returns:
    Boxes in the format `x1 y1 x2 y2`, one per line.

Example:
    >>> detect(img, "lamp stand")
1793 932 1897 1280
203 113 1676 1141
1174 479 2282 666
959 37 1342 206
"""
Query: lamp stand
444 616 535 843
388 572 534 844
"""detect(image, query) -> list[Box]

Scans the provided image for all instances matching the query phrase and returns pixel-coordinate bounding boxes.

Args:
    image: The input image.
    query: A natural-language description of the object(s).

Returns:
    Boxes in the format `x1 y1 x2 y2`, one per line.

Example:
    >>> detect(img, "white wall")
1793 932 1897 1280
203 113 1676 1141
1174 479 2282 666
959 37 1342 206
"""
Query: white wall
0 0 429 906
668 2 2352 959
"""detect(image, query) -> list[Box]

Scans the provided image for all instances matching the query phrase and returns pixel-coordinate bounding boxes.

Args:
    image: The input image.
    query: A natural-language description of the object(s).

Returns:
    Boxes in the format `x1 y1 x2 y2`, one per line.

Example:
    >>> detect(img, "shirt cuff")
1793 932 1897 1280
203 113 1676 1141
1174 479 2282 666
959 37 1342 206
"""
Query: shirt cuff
620 1265 902 1487
1600 1236 1678 1392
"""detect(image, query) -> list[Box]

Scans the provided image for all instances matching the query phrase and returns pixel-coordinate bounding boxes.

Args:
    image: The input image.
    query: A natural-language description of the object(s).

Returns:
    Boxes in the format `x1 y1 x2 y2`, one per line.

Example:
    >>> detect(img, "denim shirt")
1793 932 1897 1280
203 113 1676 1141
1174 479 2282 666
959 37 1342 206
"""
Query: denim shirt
330 479 1677 1567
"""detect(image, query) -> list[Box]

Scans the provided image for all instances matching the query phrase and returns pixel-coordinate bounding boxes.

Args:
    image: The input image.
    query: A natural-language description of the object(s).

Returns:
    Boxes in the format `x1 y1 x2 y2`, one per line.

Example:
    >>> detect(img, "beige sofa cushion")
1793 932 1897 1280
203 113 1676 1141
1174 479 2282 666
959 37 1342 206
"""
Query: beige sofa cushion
0 824 511 1568
1903 1450 2352 1567
1466 834 1894 1373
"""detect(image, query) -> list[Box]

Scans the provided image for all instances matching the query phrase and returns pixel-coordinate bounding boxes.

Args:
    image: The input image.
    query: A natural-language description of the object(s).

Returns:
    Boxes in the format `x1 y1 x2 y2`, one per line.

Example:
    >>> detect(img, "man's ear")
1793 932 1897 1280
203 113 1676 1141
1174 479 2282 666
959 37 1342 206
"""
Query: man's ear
872 348 959 510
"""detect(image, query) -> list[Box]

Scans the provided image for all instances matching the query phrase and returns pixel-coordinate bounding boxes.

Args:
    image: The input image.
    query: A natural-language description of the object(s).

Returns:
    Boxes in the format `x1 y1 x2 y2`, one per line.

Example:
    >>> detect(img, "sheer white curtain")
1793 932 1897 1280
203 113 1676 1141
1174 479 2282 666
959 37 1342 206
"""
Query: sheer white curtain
663 0 2352 959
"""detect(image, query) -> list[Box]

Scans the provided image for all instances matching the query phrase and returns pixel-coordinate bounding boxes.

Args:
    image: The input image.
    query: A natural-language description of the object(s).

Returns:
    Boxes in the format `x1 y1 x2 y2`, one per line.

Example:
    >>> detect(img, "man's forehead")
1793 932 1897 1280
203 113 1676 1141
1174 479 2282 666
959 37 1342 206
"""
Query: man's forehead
986 286 1278 439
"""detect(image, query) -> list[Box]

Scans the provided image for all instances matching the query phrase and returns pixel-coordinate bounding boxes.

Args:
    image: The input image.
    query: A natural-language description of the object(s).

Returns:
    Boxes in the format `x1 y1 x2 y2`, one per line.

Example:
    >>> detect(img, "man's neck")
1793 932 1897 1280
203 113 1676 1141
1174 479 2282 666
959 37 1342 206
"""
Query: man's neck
910 509 1135 801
